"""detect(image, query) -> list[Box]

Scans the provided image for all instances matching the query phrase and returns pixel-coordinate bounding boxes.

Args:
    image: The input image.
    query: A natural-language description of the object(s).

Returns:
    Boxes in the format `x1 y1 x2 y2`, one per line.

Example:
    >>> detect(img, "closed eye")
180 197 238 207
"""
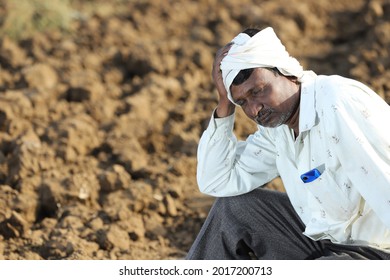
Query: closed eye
252 85 266 96
236 99 246 107
252 90 261 96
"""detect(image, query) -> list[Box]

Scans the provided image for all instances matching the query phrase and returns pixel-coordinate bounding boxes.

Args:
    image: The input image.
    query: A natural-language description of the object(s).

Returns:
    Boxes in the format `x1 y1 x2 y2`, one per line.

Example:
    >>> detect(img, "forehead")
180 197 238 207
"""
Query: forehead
230 68 273 98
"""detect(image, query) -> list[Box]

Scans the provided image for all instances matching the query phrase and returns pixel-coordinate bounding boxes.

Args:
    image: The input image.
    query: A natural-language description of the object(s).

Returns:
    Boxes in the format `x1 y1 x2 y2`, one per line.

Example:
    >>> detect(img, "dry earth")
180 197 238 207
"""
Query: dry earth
0 0 389 259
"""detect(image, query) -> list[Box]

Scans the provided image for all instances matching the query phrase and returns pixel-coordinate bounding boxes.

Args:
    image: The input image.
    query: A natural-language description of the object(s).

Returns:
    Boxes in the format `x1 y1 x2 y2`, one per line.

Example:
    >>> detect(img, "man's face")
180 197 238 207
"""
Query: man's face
230 68 300 127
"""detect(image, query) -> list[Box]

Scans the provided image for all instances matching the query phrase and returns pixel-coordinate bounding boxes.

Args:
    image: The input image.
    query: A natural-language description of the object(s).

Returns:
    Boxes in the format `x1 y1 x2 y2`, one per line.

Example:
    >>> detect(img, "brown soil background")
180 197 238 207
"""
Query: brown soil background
0 0 389 260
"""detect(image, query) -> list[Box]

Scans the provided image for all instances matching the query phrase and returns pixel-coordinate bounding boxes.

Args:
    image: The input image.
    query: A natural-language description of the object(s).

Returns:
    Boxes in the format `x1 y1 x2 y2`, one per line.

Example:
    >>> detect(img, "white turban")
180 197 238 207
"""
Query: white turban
220 27 305 105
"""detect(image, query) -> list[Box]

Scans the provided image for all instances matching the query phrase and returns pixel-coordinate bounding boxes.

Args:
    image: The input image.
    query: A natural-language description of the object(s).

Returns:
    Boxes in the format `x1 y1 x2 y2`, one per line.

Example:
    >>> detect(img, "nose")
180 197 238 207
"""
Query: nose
247 101 263 119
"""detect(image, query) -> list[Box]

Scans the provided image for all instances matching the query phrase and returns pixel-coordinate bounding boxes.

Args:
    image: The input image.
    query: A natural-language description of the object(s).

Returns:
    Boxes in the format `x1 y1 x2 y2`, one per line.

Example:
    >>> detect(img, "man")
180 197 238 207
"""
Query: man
186 27 390 259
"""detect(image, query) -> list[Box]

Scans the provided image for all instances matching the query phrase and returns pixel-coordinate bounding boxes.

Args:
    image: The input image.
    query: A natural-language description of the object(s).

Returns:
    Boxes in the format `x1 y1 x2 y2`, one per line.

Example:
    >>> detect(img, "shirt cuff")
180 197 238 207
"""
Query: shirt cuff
206 108 235 137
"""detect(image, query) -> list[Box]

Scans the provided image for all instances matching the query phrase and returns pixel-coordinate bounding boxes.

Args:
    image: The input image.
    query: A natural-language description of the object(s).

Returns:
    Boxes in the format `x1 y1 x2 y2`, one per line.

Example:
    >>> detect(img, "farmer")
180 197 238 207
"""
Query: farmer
186 27 390 259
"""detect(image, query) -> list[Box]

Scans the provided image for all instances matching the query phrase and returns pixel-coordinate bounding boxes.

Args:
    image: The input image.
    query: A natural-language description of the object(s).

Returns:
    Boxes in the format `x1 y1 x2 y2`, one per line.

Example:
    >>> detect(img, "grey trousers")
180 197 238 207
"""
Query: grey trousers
186 188 390 260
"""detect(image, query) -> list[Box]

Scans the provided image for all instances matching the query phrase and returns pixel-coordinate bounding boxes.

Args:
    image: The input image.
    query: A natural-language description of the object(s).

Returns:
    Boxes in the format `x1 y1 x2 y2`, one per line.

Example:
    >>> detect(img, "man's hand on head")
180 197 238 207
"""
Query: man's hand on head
212 43 235 118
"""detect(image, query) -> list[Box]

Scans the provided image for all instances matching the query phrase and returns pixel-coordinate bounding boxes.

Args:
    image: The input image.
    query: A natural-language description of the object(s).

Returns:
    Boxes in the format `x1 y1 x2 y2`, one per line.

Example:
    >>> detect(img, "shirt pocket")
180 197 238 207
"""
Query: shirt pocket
303 169 354 221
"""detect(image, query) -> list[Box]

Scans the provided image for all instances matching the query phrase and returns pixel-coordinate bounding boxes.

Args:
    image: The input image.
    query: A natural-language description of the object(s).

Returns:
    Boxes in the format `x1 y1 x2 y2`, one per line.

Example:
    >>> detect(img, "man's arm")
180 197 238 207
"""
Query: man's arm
211 43 236 118
196 111 279 196
196 44 278 197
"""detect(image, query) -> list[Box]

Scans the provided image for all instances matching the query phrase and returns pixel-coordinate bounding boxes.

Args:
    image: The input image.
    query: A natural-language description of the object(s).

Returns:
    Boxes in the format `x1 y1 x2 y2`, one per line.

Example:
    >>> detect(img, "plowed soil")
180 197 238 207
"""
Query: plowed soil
0 0 389 259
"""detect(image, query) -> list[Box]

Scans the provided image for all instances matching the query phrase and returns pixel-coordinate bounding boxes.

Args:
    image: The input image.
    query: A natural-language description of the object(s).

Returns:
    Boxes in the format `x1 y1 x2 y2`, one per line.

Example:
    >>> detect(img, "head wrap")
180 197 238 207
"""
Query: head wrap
220 27 305 105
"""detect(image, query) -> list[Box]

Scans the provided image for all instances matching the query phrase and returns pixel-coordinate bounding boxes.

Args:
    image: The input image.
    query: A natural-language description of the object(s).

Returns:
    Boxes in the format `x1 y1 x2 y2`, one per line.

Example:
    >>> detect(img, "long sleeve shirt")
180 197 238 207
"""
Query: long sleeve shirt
197 74 390 251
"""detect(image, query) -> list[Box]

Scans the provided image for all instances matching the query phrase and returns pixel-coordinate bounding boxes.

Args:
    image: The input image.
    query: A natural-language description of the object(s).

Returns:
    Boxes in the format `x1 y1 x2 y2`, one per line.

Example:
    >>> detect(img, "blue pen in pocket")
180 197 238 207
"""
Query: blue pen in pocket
300 168 321 183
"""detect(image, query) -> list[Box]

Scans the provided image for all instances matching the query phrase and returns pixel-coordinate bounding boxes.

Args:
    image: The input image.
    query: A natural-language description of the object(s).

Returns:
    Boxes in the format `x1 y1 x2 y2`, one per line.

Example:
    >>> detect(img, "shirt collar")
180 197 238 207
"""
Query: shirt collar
298 71 318 133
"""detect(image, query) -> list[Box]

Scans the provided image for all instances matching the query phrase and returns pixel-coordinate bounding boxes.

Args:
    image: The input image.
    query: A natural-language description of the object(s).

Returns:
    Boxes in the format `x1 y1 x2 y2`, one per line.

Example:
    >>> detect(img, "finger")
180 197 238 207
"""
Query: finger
224 41 234 47
222 43 233 52
213 43 233 73
217 42 233 55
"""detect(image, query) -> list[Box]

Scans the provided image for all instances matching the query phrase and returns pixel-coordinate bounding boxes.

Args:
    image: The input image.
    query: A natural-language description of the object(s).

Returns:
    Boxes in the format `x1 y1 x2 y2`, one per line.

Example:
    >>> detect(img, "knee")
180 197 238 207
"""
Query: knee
212 188 261 216
213 192 249 214
212 188 287 219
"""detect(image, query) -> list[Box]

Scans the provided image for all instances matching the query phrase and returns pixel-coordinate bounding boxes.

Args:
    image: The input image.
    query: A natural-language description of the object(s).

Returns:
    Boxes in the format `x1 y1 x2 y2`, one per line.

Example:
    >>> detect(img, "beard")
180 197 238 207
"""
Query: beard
254 108 290 127
254 99 299 128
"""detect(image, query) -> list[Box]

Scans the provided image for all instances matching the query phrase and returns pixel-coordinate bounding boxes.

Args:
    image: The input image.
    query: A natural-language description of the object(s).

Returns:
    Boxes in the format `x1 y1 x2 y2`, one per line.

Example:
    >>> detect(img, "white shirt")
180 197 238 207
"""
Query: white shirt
197 74 390 251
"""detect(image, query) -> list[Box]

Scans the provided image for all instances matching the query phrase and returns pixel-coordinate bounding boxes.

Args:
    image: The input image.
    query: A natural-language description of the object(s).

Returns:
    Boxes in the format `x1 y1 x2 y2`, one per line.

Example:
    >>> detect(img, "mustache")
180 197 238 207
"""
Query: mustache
254 108 274 124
